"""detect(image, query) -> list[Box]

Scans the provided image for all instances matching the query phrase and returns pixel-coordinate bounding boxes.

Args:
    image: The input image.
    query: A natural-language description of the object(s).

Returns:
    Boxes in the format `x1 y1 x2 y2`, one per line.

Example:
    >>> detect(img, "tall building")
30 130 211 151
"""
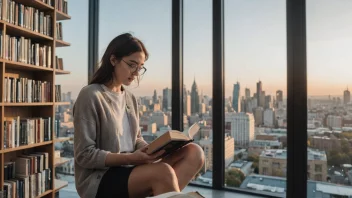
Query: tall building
257 81 262 106
265 95 273 109
232 82 241 112
276 90 283 103
344 88 350 104
199 136 234 171
152 89 158 104
245 88 251 100
264 108 275 127
225 112 255 147
191 78 200 114
162 88 172 111
326 115 343 128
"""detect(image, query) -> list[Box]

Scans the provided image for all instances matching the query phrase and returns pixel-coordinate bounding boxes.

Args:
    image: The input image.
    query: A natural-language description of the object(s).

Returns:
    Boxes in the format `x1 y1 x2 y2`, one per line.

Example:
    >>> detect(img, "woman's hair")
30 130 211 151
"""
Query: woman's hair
89 33 149 85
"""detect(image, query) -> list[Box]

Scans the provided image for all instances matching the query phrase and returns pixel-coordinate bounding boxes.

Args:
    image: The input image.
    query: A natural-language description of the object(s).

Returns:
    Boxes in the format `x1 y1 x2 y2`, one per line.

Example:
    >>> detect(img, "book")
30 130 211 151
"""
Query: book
146 123 200 156
147 191 205 198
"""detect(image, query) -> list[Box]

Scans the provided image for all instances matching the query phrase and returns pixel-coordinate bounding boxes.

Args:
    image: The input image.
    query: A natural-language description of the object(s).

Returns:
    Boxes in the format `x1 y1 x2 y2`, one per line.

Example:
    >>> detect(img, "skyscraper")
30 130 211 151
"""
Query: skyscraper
257 81 262 106
162 88 172 111
153 89 158 104
276 90 283 103
245 88 251 99
344 88 351 104
232 82 241 112
191 78 200 114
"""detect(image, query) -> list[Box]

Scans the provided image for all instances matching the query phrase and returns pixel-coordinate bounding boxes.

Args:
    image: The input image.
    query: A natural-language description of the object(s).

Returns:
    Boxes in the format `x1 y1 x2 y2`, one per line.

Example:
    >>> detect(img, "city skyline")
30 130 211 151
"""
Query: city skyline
56 0 352 100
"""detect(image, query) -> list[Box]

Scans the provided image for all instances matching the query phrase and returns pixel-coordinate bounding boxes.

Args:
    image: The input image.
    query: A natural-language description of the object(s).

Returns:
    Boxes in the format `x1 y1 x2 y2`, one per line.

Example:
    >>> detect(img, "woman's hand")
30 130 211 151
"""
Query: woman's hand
127 147 165 165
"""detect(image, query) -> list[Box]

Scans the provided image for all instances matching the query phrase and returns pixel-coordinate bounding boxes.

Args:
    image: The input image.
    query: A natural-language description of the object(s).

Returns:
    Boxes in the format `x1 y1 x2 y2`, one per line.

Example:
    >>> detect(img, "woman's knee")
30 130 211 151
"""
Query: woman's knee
184 143 205 165
154 163 177 181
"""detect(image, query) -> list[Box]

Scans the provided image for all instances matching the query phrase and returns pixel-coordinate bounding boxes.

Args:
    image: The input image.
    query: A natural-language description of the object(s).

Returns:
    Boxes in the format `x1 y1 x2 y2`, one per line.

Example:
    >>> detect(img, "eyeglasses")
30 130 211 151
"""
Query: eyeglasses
122 59 147 76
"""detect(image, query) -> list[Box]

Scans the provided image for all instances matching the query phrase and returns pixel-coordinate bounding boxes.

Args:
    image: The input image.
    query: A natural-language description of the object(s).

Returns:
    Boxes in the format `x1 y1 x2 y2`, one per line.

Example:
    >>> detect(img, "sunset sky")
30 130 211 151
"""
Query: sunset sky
56 0 352 99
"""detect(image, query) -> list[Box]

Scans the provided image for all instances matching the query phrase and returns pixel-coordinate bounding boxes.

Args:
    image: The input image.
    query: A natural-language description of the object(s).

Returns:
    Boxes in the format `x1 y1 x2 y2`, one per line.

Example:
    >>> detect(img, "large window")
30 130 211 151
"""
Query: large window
183 0 213 186
99 0 172 156
54 0 88 197
306 1 352 197
224 0 287 194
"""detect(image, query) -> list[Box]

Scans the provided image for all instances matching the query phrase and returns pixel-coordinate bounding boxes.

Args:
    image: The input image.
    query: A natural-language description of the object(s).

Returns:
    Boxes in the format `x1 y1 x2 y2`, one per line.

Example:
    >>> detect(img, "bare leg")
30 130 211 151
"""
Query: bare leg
161 143 205 190
128 162 180 198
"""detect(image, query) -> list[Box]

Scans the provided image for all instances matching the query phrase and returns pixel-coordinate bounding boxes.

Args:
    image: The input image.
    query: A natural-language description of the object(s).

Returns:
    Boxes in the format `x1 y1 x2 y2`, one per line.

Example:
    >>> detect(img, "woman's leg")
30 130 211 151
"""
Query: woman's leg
128 162 180 198
161 143 205 190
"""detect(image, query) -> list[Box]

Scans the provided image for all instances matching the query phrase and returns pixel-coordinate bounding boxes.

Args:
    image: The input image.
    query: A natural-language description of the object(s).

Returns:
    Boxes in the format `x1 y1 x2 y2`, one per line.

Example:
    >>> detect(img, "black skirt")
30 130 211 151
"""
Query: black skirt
96 166 136 198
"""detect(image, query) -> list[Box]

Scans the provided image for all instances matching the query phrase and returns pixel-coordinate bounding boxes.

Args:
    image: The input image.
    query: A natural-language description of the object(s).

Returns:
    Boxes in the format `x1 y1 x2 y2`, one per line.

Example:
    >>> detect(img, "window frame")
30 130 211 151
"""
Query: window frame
89 0 308 197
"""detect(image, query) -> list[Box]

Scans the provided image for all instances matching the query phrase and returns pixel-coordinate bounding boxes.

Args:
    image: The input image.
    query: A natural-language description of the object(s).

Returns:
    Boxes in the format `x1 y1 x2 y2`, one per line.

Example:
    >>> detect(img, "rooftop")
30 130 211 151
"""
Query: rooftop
241 174 352 197
260 148 327 161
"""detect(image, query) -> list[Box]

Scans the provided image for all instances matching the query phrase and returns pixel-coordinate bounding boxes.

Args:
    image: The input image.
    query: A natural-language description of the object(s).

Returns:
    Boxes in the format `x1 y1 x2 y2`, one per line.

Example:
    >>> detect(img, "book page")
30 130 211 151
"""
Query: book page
184 123 200 139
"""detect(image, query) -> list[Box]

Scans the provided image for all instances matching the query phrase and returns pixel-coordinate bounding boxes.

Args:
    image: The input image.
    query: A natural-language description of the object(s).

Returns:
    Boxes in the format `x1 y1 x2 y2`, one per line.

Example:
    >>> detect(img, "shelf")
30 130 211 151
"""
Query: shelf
4 102 54 106
2 141 53 153
14 0 54 10
56 10 71 21
3 20 53 41
2 59 54 72
55 69 71 75
54 137 73 143
55 102 70 106
55 157 70 167
56 39 71 47
36 190 53 198
54 179 68 191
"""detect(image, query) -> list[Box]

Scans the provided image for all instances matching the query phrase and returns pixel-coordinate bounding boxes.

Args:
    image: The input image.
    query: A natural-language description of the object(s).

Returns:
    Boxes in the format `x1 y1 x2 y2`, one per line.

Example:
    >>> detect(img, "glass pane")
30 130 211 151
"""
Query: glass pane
99 0 171 141
224 0 287 196
184 0 213 186
54 0 88 197
307 1 352 197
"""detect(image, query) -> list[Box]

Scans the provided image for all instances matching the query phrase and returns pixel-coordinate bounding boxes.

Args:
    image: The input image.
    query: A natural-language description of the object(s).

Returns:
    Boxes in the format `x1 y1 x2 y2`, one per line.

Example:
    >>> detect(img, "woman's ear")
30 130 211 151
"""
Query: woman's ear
110 55 117 66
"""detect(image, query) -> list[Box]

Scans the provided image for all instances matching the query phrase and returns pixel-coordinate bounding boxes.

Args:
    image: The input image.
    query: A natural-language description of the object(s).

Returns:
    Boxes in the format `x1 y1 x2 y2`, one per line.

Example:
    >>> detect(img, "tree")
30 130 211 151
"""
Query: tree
247 154 259 163
225 169 245 188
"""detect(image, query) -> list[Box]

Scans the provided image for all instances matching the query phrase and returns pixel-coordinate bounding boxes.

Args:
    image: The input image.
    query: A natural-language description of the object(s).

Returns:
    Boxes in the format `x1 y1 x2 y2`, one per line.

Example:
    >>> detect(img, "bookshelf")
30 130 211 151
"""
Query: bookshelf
0 0 71 198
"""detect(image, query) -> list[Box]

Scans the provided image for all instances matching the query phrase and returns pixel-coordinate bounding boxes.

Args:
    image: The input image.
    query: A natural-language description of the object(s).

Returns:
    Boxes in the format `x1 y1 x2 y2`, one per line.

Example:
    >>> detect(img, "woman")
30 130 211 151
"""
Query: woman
73 33 205 198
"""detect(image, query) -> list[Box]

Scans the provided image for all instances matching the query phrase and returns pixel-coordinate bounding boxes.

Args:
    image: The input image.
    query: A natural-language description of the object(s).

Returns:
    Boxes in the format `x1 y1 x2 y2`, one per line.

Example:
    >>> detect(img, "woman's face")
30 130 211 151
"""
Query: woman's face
110 51 146 86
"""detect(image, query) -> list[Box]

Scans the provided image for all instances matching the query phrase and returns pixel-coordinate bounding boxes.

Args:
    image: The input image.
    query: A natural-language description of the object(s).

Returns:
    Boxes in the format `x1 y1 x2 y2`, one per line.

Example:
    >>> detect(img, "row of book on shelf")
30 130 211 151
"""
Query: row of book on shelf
0 0 68 37
3 116 63 149
0 0 53 37
3 152 51 198
0 30 65 69
3 74 63 103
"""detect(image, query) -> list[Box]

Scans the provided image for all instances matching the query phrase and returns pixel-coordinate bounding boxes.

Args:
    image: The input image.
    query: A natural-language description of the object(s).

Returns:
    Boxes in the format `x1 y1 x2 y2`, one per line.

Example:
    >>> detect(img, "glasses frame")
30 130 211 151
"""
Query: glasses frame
122 59 147 76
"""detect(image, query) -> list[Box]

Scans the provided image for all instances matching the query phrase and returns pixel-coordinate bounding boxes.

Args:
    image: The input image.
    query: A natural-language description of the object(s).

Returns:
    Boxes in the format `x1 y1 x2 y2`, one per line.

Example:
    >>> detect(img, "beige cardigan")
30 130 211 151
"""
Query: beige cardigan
73 84 148 198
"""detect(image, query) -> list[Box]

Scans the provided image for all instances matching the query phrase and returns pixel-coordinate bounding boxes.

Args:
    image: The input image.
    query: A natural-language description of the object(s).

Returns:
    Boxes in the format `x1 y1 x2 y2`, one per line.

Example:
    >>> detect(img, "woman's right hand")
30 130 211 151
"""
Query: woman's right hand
127 147 165 165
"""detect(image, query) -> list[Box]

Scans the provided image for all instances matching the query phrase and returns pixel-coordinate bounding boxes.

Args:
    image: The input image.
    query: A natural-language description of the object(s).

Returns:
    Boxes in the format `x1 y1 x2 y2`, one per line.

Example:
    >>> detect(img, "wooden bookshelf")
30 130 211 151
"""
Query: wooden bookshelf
0 1 71 198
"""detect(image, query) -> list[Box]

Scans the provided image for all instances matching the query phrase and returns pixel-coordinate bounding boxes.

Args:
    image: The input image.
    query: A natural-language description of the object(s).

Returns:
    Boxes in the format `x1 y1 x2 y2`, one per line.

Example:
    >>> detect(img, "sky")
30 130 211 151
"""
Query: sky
56 0 352 99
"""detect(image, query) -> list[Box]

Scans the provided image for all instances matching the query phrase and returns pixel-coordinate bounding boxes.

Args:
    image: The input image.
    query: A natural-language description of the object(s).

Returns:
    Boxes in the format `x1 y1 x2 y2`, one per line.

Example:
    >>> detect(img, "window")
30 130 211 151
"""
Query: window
224 0 287 194
99 0 172 142
54 0 88 197
306 0 352 196
183 0 212 186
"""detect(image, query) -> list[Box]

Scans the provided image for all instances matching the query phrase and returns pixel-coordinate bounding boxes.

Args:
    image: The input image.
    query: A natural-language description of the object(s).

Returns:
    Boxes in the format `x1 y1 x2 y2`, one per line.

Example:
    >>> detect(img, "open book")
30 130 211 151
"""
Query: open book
147 191 205 198
146 123 200 156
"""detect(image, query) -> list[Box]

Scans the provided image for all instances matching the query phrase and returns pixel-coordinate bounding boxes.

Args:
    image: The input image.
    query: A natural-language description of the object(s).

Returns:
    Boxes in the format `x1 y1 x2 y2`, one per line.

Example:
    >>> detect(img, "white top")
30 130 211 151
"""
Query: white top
101 84 134 153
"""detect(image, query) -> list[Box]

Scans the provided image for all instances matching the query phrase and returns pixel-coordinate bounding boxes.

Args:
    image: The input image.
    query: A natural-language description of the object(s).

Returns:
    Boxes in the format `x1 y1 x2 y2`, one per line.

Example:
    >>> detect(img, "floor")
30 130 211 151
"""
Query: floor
184 185 265 198
58 185 265 198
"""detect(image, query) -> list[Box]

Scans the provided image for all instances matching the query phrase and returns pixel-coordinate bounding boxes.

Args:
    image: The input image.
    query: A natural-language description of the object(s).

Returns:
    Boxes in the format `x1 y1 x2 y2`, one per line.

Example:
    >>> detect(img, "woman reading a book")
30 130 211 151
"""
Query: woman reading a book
73 33 205 198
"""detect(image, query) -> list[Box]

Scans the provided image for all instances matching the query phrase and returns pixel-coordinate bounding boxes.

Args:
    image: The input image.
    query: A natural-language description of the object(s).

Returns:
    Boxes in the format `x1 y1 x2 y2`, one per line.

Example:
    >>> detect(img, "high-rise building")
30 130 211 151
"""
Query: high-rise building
153 89 158 104
265 95 273 109
191 78 200 114
232 82 241 112
344 88 350 104
257 81 262 106
225 112 255 147
254 107 264 126
264 108 275 127
162 88 172 111
245 88 251 99
275 90 284 108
